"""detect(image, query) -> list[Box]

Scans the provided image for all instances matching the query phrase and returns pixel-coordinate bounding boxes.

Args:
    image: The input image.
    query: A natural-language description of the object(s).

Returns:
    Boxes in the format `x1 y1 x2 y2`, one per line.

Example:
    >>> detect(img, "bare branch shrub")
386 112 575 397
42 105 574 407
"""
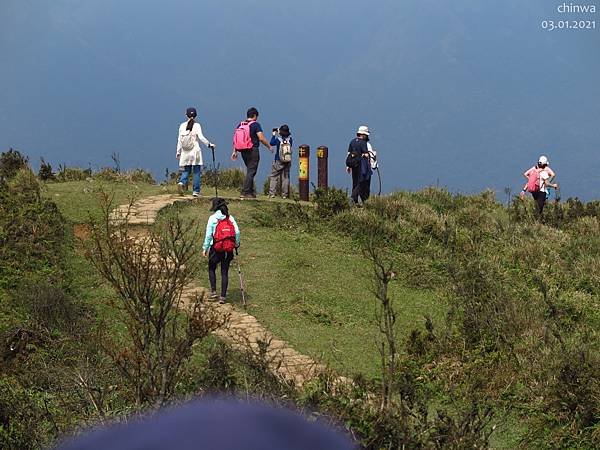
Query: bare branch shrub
363 233 398 410
84 191 224 407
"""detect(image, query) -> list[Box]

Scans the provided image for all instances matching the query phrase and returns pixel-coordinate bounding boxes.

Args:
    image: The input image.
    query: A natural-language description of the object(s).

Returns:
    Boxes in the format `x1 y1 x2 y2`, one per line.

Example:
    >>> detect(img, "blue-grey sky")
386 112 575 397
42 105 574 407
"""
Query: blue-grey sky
1 0 599 199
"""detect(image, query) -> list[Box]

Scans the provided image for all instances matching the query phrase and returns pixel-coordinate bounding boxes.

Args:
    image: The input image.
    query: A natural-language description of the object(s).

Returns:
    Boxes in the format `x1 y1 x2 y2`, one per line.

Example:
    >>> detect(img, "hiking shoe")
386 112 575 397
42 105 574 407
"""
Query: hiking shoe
177 183 184 196
218 296 226 304
208 291 218 300
268 194 275 198
240 193 257 199
192 192 199 198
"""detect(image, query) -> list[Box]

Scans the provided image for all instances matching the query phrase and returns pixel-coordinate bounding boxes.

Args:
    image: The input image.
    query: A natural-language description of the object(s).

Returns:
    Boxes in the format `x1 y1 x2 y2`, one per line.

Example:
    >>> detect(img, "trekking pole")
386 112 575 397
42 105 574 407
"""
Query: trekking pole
210 145 218 198
368 149 381 196
235 247 246 308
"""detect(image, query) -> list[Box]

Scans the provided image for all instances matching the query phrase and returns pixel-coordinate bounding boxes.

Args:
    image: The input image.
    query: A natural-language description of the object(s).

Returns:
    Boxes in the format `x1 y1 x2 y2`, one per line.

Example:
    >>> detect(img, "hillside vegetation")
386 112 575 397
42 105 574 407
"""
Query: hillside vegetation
1 151 598 449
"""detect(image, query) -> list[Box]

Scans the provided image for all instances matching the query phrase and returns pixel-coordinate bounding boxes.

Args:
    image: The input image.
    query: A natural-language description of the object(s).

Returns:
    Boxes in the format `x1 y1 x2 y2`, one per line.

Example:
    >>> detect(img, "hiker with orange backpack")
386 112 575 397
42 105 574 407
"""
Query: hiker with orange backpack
231 107 273 199
520 155 558 215
202 198 240 304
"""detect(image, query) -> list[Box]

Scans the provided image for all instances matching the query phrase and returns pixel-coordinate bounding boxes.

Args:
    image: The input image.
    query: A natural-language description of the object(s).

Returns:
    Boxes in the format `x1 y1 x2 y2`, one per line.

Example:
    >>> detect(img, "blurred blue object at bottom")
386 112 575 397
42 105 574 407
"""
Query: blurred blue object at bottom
55 398 356 450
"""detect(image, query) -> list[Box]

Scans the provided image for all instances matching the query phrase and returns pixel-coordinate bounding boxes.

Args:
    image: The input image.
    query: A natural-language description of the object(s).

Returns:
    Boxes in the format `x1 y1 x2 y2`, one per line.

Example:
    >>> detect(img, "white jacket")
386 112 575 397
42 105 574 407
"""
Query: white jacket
176 121 211 166
367 142 378 170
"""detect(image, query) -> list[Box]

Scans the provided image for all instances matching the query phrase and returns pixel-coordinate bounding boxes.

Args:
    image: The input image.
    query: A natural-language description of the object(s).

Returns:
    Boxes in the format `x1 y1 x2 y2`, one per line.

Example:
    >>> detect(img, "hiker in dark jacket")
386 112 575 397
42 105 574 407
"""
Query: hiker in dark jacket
202 198 240 304
346 125 373 204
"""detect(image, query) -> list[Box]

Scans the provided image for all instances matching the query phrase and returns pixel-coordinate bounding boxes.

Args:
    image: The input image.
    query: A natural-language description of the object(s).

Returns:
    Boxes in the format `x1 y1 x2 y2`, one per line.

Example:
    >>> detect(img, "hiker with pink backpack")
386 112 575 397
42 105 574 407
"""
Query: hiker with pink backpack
520 155 559 215
231 107 273 199
202 198 241 304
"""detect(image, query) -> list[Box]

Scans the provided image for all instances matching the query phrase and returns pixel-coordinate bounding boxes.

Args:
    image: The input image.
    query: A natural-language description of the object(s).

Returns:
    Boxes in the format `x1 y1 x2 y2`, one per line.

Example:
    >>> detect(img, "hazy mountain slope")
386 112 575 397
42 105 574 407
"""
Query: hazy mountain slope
1 0 598 197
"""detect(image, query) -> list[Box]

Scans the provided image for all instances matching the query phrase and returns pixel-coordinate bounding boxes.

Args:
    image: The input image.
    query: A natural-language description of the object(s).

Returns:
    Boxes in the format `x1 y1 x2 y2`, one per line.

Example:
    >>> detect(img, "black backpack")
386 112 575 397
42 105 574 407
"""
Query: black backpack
346 138 366 169
346 151 361 169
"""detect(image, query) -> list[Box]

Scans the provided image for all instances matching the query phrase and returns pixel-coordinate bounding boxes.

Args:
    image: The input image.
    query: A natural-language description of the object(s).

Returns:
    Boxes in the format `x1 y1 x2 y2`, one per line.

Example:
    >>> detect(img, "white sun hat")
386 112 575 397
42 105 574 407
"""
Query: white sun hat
356 125 370 136
538 155 549 165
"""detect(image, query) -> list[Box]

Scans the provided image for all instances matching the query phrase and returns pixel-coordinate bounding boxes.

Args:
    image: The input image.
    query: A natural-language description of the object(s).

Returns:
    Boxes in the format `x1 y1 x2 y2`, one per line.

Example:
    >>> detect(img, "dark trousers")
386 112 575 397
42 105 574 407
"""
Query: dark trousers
208 249 234 297
241 147 260 195
531 191 547 216
350 169 371 203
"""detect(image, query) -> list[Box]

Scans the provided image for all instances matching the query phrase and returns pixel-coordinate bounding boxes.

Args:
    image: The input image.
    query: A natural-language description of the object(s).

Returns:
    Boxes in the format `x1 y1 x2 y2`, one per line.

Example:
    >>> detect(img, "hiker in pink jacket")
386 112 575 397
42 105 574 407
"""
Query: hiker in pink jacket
521 155 558 216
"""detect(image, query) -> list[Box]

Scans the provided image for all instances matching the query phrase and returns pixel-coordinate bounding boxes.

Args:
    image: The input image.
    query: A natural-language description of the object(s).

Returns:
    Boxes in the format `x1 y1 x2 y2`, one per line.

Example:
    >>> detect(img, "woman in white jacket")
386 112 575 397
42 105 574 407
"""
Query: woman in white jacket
176 107 215 197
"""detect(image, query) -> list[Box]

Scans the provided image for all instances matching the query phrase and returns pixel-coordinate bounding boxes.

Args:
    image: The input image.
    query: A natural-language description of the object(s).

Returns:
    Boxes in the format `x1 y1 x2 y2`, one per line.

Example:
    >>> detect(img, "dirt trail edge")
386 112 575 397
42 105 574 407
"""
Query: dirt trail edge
111 194 326 386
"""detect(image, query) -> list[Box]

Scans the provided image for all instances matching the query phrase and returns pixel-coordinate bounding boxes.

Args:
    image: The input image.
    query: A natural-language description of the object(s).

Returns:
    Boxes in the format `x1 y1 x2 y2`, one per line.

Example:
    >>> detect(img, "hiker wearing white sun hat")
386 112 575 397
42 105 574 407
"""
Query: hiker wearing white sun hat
345 125 374 203
357 125 370 136
521 155 558 216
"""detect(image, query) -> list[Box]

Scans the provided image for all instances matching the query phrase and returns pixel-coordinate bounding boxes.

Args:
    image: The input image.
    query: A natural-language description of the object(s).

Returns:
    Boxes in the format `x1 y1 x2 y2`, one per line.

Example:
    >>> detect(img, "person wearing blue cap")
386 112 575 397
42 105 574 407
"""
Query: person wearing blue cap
176 107 215 198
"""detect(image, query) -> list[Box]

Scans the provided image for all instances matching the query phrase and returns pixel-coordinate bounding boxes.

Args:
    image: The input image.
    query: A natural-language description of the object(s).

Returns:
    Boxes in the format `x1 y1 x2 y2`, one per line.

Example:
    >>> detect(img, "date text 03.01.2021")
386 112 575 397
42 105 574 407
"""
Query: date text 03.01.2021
541 20 596 30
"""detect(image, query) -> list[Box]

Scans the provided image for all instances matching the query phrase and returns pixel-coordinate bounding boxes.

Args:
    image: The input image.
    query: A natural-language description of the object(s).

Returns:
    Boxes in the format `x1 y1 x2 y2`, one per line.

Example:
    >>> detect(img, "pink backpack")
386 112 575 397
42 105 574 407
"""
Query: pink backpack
526 167 541 192
232 120 255 151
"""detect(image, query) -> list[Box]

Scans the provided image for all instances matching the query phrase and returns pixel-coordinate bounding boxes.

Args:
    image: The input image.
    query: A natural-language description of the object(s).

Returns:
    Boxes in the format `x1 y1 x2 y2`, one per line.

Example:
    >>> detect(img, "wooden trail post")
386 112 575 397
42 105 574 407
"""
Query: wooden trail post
298 145 310 201
317 145 328 190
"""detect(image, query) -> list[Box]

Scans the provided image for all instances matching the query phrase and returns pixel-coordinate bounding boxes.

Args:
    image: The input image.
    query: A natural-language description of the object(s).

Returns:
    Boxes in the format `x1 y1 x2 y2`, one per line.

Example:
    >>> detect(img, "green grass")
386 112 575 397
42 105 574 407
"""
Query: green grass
65 249 127 333
43 179 287 223
178 197 445 378
488 413 527 450
44 180 169 223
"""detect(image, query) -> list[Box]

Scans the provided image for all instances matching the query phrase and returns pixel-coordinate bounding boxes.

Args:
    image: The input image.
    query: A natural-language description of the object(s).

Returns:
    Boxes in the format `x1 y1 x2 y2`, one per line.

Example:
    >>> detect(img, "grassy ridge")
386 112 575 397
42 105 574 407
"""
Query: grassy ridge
33 181 600 448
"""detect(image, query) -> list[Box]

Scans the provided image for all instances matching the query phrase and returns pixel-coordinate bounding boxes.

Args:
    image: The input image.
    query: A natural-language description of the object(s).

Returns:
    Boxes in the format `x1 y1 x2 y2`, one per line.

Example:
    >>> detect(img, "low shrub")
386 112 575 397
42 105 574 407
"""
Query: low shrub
11 279 92 336
511 195 600 229
411 186 468 213
0 148 28 183
263 176 275 195
56 166 90 182
250 201 311 231
94 167 155 184
523 331 600 448
333 207 399 249
0 377 51 449
38 158 55 181
196 340 238 393
188 338 296 400
92 167 121 182
203 167 244 191
299 366 494 449
0 169 68 289
313 187 350 218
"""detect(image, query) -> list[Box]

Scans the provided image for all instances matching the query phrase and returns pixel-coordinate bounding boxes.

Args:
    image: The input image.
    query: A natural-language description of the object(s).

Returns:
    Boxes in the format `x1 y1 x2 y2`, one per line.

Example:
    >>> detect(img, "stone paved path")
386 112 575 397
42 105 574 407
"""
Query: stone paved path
113 194 325 386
